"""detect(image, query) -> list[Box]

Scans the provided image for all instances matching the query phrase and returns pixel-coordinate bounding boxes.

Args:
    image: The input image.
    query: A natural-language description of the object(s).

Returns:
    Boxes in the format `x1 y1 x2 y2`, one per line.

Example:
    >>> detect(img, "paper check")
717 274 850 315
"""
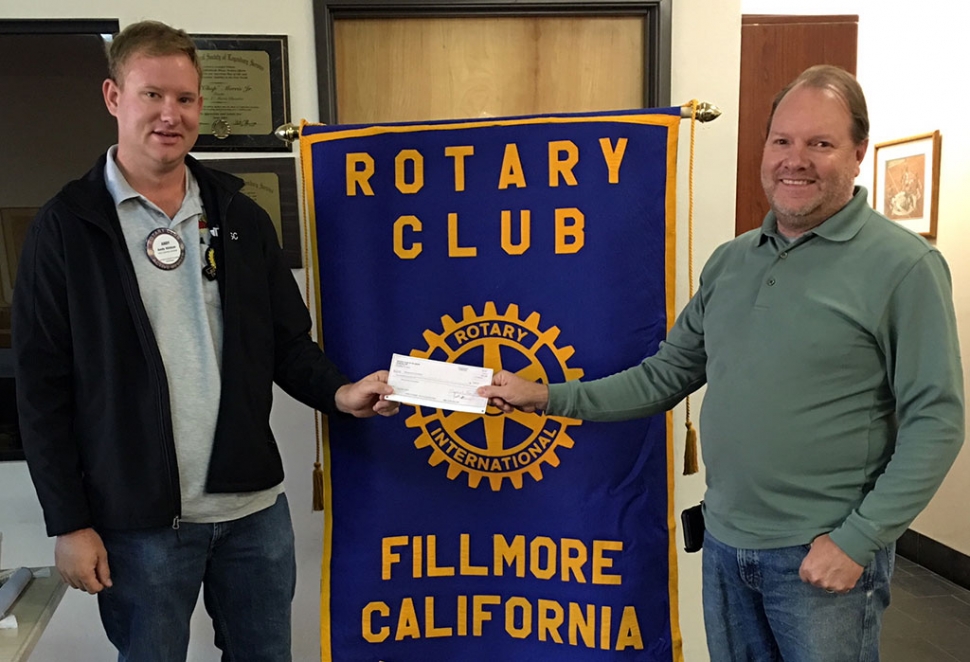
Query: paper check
385 353 493 414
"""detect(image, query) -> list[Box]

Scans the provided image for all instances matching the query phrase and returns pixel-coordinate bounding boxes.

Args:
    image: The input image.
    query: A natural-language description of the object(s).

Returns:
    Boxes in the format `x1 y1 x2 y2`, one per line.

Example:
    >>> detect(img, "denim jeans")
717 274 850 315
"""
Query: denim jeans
97 493 296 662
703 531 894 662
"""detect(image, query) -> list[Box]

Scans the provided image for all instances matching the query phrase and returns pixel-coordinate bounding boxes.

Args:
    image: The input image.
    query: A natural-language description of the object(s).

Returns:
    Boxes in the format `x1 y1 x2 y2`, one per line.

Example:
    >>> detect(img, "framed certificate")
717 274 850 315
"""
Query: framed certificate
191 34 291 152
196 158 302 268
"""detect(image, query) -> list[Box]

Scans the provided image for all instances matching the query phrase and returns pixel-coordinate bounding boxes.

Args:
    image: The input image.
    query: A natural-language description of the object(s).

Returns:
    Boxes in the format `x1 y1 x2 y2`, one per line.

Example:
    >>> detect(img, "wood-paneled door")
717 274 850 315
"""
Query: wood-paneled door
313 1 673 125
735 15 858 236
332 16 645 123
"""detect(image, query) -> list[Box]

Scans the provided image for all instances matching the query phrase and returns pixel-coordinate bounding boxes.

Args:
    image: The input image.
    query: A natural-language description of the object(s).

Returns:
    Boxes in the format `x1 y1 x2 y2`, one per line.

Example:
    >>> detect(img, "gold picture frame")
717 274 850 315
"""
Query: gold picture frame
873 130 942 238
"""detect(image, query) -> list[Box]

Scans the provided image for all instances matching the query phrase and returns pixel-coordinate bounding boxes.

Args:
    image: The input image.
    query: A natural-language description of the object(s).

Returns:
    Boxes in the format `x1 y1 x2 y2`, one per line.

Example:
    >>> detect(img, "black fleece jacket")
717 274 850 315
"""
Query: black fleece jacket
13 154 348 536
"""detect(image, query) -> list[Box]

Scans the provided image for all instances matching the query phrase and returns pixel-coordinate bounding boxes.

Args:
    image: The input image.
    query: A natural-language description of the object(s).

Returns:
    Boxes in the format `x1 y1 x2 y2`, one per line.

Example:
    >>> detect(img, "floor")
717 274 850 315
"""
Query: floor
882 555 970 661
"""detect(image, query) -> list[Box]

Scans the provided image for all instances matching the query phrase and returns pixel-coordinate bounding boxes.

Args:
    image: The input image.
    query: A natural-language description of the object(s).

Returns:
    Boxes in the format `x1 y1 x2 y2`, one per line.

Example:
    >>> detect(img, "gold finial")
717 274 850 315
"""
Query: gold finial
274 123 300 145
681 102 722 123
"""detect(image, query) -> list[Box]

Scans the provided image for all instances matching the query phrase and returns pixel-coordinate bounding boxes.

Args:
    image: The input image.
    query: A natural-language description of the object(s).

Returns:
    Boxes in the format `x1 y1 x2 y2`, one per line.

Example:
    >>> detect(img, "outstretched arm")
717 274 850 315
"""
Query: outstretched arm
480 287 709 422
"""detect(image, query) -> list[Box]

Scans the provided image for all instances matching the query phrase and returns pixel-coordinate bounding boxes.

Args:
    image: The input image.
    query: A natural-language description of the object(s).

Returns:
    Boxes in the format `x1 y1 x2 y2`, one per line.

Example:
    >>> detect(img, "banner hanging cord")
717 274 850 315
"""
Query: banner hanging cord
297 121 328 511
683 100 700 476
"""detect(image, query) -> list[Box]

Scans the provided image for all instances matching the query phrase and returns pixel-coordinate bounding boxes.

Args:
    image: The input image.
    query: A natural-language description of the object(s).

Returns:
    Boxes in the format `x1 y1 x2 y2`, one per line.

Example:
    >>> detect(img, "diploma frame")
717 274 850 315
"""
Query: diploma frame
191 34 291 152
197 158 302 268
311 0 672 124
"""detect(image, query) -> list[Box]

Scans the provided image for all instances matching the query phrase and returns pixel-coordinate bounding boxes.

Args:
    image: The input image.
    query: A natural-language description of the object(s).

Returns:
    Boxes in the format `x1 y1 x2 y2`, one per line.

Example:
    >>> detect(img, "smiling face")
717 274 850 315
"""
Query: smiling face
760 84 868 238
103 52 203 179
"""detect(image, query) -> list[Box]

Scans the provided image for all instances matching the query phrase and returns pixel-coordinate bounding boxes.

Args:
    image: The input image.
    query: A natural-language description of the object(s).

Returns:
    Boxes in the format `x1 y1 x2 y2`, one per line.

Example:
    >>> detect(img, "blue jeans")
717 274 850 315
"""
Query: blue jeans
97 493 296 662
703 531 893 662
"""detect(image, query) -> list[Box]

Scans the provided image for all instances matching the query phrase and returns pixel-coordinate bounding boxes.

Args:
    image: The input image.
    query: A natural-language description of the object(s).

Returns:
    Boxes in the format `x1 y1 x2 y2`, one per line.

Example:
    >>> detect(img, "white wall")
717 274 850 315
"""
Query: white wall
670 2 741 661
0 1 741 660
742 0 970 559
859 1 970 557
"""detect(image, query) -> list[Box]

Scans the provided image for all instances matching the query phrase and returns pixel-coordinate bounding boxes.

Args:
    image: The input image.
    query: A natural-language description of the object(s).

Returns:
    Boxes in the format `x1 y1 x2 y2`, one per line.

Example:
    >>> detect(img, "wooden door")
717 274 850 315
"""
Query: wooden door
735 15 858 235
331 16 645 124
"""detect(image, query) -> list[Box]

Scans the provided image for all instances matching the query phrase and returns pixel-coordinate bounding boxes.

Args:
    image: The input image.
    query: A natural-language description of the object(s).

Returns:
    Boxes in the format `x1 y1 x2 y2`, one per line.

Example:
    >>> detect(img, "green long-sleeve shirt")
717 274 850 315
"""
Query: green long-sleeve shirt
548 187 964 565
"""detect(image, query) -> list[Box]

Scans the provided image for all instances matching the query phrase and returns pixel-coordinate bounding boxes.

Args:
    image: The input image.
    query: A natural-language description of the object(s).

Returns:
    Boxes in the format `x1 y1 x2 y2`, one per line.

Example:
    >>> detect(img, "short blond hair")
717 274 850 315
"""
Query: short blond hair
107 20 202 89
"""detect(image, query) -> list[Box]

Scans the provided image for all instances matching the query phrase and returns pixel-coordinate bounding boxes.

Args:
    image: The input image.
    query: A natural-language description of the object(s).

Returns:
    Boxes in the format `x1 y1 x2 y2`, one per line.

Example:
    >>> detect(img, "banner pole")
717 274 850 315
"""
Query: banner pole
273 101 721 147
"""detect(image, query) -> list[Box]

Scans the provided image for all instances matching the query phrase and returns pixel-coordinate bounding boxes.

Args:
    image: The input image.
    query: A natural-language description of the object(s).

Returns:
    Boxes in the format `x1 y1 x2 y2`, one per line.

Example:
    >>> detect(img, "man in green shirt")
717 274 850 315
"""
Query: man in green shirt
479 65 964 661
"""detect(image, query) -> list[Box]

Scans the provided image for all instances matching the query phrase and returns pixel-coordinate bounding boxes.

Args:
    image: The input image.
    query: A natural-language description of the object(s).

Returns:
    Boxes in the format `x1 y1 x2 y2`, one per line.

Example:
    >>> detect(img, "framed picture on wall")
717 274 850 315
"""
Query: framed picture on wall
873 131 942 238
191 34 291 152
196 158 302 268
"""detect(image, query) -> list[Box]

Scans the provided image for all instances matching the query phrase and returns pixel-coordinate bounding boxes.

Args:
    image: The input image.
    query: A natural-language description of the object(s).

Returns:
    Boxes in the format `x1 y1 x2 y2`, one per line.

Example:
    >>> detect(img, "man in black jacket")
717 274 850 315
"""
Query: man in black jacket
12 20 398 661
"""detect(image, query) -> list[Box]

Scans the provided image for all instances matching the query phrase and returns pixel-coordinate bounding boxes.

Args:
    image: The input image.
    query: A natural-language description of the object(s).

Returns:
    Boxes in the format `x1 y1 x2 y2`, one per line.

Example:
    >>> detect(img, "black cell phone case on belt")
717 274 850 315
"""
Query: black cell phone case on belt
681 502 705 553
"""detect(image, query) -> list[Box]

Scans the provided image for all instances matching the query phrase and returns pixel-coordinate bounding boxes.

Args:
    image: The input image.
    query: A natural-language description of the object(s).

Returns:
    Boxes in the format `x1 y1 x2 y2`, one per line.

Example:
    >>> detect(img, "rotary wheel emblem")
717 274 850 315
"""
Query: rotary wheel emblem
405 302 584 490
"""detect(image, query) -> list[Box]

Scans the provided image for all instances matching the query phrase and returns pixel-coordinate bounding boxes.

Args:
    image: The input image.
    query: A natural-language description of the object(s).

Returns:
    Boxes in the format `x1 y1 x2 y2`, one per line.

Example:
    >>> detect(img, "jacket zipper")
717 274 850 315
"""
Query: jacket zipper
77 204 183 524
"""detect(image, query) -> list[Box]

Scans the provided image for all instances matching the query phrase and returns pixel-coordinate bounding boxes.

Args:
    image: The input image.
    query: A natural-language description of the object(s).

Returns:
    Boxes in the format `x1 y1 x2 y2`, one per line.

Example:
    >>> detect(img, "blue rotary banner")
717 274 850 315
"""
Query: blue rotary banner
301 108 682 662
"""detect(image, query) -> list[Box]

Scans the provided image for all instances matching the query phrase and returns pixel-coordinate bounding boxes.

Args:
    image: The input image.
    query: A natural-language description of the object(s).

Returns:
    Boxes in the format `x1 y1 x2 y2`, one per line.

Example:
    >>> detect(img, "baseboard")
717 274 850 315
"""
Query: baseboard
897 529 970 590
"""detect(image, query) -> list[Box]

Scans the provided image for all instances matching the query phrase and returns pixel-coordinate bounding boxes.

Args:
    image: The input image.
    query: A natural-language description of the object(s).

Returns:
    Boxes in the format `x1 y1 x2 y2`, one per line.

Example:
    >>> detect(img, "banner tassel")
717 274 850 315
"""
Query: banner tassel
683 100 700 477
312 459 325 512
684 420 699 475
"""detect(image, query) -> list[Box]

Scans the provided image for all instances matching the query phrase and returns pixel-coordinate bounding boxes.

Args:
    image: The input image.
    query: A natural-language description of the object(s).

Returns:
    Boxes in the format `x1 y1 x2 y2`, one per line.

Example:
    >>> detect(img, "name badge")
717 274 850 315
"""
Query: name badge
146 228 185 270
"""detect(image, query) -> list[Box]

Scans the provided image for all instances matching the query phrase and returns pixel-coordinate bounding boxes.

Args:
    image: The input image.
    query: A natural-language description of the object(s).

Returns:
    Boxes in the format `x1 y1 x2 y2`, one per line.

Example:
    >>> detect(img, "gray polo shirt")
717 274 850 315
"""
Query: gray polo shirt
105 147 280 523
548 187 964 565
